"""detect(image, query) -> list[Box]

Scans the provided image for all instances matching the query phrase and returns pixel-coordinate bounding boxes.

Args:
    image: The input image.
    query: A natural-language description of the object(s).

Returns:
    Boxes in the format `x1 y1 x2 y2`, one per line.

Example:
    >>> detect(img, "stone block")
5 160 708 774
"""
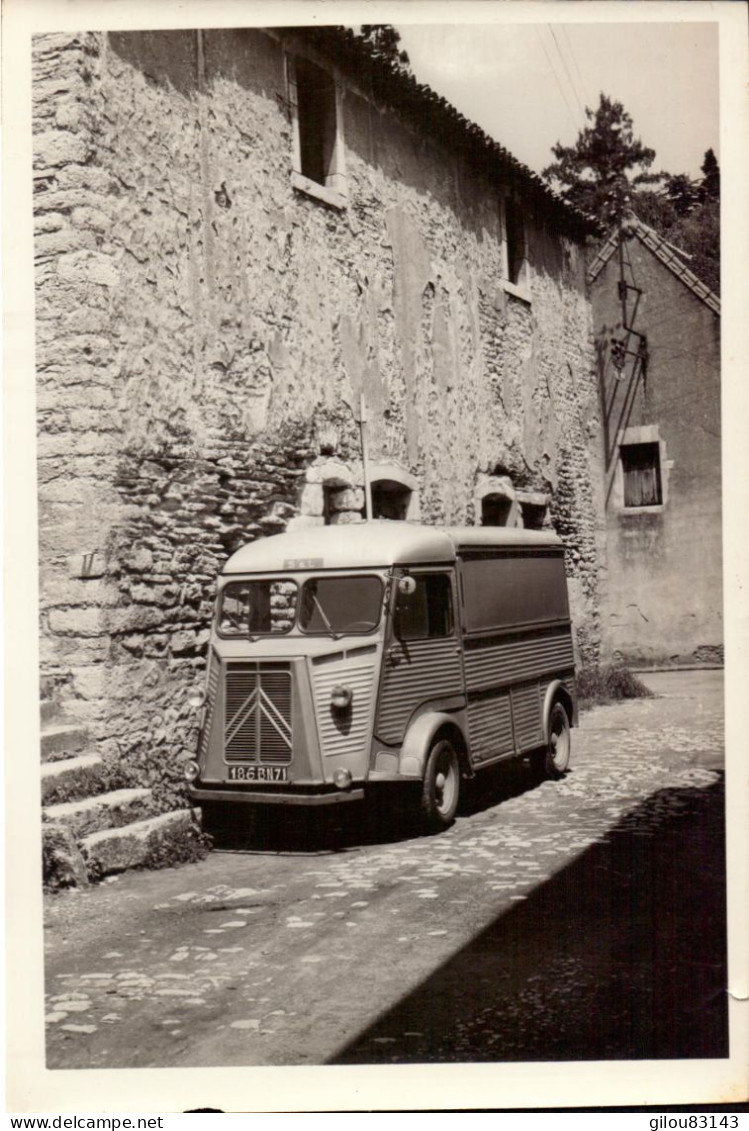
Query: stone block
35 212 66 234
107 606 165 634
329 511 364 525
69 665 106 700
34 130 89 169
57 250 120 287
328 487 365 512
42 822 89 889
123 547 154 572
55 102 86 131
81 809 195 876
48 607 104 637
171 630 197 655
36 227 95 258
299 483 324 517
305 458 354 488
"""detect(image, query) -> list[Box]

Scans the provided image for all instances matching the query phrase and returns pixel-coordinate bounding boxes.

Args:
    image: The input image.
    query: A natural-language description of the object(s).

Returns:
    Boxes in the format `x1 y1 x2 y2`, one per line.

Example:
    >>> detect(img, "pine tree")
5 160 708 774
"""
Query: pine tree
542 94 663 225
700 148 720 202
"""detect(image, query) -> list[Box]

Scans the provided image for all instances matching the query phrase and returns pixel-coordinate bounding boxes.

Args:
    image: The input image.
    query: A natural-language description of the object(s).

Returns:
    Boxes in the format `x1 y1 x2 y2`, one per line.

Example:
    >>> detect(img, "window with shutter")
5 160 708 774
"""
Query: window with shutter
621 442 663 508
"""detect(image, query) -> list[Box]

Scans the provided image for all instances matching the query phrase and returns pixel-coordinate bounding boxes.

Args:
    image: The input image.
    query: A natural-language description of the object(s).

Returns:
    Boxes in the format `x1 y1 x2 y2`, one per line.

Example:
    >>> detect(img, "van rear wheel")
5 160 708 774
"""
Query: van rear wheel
533 701 571 780
420 738 460 831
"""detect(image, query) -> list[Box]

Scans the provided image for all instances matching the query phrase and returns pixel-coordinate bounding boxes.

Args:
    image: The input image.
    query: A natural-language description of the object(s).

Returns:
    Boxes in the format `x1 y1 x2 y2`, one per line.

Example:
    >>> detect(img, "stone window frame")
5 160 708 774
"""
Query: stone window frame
369 462 421 522
474 475 523 528
500 194 532 305
285 48 348 211
616 424 671 514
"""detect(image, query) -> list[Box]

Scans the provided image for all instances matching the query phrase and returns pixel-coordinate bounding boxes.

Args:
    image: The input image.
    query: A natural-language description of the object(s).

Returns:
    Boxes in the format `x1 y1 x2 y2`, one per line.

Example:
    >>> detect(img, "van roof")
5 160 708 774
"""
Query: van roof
222 522 562 573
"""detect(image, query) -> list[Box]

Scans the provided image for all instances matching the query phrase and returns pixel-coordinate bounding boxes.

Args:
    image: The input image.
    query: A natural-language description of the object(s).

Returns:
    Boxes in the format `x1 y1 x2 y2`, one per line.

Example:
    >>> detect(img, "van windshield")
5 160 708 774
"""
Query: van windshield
219 579 298 636
299 575 384 635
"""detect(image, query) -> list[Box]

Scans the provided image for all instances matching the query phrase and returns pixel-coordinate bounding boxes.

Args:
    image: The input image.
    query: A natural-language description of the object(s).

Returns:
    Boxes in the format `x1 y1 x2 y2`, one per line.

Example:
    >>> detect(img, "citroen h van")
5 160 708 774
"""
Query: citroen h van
185 523 577 833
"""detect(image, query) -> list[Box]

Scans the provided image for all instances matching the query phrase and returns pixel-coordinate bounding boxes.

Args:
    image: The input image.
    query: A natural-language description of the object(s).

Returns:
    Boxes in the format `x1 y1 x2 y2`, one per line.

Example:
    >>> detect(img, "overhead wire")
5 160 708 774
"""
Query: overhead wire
534 25 579 134
549 26 586 119
560 25 593 109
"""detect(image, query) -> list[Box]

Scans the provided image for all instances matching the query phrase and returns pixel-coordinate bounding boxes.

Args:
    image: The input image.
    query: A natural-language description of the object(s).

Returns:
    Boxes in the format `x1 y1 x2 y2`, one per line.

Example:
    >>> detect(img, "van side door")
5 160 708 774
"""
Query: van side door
374 570 464 746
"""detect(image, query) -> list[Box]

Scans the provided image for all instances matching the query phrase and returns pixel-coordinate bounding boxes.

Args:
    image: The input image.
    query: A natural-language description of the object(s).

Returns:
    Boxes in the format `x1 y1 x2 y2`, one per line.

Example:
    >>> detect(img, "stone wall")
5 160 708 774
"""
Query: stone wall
591 233 721 664
34 27 604 800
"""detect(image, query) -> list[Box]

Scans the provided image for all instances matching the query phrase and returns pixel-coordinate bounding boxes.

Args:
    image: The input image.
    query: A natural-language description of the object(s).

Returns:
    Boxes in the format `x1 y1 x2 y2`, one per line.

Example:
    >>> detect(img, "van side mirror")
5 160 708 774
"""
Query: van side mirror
398 575 417 596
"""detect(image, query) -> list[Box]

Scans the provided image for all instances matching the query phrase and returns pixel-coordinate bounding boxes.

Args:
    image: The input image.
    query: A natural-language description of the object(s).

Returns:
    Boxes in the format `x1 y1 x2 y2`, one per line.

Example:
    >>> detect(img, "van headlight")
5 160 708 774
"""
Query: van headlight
183 760 200 782
331 685 353 711
334 767 353 790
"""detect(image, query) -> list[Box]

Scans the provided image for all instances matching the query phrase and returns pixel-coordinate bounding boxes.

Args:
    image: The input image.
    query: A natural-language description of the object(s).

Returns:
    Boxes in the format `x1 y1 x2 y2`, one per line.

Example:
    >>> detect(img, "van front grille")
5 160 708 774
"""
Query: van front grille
224 664 292 764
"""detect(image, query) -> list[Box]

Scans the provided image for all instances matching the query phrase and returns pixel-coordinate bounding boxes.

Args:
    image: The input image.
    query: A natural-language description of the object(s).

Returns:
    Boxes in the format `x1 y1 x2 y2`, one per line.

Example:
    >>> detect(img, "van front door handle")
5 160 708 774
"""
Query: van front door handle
386 646 403 666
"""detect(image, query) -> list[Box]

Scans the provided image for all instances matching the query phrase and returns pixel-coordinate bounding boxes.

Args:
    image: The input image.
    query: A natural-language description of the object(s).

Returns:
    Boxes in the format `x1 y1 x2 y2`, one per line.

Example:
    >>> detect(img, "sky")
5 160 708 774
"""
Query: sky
395 21 719 181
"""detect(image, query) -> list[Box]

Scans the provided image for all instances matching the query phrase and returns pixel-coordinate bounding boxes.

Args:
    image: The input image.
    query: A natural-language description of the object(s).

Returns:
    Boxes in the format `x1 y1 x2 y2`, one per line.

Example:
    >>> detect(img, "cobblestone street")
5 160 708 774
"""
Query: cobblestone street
43 670 727 1069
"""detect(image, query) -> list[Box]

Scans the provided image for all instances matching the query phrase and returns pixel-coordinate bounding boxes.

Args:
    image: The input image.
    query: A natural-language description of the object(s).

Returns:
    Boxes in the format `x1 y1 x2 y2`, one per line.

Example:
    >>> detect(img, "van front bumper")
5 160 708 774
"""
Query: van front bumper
189 784 365 807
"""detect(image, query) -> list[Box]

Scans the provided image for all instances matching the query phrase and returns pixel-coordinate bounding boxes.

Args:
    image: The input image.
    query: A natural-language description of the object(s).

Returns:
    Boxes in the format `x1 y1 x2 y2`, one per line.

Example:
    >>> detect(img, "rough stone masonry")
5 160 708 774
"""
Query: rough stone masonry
34 27 606 809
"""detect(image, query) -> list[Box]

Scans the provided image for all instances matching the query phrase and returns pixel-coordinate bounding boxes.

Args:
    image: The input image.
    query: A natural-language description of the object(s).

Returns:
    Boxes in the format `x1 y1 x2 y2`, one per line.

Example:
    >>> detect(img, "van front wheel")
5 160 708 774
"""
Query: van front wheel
420 738 460 830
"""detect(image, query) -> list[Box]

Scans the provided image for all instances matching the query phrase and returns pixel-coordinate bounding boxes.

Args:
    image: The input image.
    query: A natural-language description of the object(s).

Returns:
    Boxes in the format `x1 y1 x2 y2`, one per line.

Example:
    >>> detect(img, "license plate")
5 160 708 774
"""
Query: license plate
227 765 288 783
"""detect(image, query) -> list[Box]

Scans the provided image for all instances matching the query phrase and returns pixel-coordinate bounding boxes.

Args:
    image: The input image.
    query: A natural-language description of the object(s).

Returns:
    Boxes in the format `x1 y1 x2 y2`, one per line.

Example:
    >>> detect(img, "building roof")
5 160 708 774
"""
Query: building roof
223 522 562 574
587 216 720 315
286 26 594 243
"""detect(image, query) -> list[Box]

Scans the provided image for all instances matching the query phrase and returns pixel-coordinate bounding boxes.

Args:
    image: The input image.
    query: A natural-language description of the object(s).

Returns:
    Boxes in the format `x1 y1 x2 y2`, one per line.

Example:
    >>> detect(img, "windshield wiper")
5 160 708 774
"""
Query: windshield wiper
312 593 340 639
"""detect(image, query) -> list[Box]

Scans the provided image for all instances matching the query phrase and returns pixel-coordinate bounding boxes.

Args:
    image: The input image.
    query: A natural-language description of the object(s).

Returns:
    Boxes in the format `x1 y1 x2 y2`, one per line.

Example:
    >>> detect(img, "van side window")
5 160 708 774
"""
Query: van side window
395 573 453 640
460 553 568 633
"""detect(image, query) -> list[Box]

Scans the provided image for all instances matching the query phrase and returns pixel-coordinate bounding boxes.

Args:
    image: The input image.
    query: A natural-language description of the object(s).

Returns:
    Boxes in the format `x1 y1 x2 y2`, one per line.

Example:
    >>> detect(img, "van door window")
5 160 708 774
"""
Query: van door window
395 573 453 639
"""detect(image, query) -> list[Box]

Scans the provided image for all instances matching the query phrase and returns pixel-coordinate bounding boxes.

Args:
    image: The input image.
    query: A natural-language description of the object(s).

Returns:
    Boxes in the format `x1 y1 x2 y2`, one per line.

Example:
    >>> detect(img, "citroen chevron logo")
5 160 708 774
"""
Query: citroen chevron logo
225 676 292 752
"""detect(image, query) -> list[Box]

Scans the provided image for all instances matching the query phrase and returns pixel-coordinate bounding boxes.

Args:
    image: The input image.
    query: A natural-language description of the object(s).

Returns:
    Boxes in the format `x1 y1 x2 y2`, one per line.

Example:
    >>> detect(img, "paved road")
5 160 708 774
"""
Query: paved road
44 671 727 1068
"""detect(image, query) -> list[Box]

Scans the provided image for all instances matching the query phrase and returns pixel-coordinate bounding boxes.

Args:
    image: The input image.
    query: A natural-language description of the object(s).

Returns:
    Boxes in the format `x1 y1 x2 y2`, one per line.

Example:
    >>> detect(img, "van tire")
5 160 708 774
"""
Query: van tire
534 701 571 780
419 737 460 830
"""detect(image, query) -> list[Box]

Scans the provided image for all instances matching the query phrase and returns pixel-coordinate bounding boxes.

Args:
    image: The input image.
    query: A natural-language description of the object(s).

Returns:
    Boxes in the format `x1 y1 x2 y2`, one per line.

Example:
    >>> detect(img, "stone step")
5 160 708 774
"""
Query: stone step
41 722 89 763
41 752 106 805
40 698 59 725
81 809 195 877
44 788 154 840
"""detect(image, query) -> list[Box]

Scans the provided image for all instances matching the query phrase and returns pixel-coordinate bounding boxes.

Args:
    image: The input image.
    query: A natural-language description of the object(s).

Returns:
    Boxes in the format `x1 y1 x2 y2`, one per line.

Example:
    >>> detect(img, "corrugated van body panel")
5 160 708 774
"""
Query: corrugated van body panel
312 659 378 762
464 626 574 692
376 638 463 745
467 693 513 762
511 682 544 750
199 650 220 761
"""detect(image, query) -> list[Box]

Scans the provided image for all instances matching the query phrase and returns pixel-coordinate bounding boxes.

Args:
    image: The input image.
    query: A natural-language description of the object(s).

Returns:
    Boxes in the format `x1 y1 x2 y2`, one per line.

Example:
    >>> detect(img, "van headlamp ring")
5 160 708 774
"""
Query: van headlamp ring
331 685 353 711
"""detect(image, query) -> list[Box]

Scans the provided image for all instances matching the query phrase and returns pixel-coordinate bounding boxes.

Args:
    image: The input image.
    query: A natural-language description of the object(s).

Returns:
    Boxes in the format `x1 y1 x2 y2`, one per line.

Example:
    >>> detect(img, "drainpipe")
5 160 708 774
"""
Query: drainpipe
359 392 372 521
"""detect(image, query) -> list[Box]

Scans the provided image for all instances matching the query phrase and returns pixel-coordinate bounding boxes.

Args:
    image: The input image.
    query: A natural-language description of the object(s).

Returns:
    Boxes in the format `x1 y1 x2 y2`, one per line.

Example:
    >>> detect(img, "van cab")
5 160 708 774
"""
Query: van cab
186 522 577 832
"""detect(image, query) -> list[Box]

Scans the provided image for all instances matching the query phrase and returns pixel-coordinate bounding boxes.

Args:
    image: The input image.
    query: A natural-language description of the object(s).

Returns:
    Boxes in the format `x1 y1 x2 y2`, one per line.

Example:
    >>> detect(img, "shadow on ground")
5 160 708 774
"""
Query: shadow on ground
330 776 728 1063
203 758 546 854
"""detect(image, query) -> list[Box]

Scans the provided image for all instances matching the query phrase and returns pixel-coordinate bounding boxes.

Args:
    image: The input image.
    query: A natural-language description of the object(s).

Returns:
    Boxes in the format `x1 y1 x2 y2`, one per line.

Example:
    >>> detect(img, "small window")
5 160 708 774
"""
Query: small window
522 503 547 530
481 495 512 527
395 573 453 640
295 57 337 187
505 198 526 285
372 479 411 521
621 442 662 508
